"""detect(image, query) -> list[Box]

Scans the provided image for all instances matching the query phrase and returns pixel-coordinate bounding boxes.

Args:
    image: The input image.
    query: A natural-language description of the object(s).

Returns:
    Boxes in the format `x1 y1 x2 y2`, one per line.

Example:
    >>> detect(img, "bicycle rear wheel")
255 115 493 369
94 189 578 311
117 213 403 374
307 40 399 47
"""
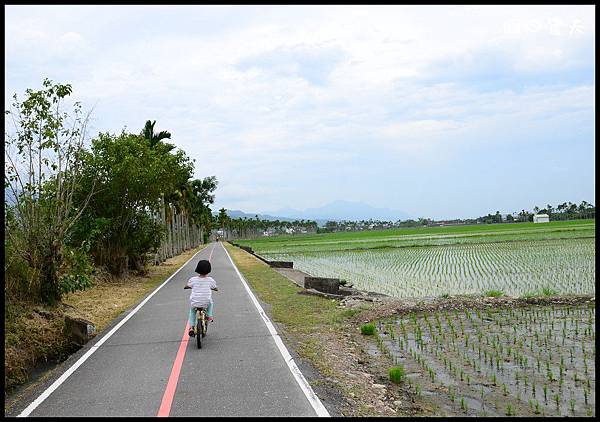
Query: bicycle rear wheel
202 313 207 338
196 313 202 349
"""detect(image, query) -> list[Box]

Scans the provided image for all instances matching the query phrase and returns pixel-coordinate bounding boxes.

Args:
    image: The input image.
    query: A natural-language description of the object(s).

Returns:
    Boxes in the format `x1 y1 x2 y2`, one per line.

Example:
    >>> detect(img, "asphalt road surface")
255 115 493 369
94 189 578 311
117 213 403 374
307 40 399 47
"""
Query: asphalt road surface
13 242 326 417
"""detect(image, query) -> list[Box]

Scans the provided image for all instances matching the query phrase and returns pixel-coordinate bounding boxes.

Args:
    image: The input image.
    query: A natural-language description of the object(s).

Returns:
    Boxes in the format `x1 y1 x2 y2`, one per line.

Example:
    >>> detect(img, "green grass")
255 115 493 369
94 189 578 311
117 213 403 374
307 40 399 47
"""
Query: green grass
522 287 560 298
223 243 348 333
540 287 559 296
389 365 405 384
360 323 376 335
484 290 505 297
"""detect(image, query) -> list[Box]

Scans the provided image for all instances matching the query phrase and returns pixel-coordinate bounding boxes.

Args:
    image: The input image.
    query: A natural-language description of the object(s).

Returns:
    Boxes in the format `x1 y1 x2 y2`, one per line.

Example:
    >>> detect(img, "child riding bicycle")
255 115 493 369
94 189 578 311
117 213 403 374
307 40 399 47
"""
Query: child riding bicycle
184 259 218 337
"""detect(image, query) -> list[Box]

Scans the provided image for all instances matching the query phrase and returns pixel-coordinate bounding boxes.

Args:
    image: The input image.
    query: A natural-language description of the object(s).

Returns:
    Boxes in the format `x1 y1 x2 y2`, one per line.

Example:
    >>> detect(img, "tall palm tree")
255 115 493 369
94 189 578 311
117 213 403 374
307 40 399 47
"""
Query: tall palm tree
143 120 175 150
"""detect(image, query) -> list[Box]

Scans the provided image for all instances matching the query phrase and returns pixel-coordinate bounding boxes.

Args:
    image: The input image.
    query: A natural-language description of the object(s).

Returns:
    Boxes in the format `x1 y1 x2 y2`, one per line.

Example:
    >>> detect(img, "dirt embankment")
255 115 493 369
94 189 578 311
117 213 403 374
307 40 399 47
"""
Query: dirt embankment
345 294 595 324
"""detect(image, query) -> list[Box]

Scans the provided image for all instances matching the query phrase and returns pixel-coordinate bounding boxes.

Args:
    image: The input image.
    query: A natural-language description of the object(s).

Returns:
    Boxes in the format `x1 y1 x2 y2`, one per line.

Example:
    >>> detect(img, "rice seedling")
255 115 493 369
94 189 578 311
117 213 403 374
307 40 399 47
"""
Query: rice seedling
506 403 514 416
388 366 404 384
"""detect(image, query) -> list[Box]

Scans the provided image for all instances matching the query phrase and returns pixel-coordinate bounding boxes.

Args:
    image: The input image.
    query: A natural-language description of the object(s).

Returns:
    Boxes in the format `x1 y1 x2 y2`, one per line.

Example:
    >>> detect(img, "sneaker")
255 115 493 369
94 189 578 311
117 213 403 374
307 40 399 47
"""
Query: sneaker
207 316 214 322
188 328 195 337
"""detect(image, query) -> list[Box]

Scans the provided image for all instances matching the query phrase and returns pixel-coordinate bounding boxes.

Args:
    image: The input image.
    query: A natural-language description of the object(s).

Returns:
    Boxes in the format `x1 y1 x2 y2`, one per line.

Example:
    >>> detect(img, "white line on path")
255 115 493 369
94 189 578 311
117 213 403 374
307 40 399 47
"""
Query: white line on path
17 245 209 417
220 242 331 417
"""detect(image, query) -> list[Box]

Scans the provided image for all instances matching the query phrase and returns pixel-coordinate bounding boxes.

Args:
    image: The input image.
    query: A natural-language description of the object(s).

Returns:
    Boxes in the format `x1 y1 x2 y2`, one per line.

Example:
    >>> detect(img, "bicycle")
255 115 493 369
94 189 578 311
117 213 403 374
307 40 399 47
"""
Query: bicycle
184 286 211 349
184 283 217 349
192 306 208 349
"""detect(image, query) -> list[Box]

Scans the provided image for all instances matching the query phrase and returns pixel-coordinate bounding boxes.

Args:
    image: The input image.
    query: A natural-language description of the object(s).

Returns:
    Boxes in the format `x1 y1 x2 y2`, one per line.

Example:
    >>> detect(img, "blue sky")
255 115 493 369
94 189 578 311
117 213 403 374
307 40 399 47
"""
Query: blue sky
5 5 595 220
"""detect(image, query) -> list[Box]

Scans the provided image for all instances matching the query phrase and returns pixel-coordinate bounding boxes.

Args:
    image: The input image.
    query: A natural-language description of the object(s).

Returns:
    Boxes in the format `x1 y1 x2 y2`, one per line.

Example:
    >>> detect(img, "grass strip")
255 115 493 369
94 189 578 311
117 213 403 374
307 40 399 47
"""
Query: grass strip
223 242 348 334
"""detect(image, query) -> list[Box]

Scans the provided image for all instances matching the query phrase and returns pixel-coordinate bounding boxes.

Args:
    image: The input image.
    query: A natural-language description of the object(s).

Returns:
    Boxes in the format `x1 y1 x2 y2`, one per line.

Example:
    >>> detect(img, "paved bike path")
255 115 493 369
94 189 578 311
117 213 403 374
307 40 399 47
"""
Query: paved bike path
17 242 319 417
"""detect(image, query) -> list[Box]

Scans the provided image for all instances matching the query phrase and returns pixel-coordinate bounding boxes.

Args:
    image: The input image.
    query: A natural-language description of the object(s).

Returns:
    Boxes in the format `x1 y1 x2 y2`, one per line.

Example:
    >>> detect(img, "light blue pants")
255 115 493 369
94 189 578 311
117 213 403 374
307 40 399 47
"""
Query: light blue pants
188 302 213 326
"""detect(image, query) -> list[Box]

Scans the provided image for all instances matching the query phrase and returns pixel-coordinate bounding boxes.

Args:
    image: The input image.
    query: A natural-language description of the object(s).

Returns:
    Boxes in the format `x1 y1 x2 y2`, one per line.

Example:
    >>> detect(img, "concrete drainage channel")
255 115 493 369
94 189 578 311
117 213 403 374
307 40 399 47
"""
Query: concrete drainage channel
5 316 93 410
227 241 390 301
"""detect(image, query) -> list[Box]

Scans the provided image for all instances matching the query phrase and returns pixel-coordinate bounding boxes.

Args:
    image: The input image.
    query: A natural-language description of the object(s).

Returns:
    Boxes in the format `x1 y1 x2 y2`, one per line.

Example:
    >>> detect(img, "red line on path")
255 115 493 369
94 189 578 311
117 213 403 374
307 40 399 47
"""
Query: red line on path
157 321 190 417
157 242 216 417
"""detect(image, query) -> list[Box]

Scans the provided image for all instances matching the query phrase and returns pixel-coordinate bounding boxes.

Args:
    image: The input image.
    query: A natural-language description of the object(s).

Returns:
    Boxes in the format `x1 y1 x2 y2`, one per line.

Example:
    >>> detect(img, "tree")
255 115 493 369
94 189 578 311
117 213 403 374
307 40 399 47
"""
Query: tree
188 177 218 242
4 79 95 304
71 130 194 275
217 208 229 238
494 211 502 223
143 119 174 151
325 220 338 231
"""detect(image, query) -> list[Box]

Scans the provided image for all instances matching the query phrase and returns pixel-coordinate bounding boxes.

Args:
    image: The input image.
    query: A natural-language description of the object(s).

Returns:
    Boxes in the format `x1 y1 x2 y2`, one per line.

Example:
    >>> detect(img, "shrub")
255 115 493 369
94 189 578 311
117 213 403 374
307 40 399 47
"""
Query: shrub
360 323 376 335
389 365 405 384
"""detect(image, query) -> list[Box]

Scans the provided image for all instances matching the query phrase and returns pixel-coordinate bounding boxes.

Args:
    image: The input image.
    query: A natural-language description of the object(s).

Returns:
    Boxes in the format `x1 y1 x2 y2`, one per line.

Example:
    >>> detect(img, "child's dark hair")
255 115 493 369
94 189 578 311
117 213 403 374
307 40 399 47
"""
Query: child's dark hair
195 259 211 275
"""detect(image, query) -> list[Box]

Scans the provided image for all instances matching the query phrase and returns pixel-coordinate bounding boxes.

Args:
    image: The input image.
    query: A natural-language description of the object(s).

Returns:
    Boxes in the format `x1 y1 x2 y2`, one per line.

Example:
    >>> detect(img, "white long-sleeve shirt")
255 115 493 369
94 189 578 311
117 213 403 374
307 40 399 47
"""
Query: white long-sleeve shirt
187 276 217 308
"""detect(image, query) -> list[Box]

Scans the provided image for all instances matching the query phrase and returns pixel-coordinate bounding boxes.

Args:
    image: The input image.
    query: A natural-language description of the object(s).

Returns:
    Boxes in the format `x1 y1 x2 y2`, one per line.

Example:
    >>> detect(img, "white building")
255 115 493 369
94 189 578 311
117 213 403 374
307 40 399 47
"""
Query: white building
533 213 550 223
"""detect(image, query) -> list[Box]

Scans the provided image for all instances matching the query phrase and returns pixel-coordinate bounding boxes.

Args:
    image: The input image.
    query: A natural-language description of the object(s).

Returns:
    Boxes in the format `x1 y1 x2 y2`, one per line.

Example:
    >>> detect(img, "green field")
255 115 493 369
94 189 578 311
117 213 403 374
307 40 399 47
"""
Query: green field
236 220 595 298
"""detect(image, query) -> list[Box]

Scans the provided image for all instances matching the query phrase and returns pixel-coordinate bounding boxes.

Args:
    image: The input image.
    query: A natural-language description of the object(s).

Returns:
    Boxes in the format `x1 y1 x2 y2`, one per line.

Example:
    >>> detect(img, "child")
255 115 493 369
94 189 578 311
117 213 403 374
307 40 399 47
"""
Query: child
184 259 218 337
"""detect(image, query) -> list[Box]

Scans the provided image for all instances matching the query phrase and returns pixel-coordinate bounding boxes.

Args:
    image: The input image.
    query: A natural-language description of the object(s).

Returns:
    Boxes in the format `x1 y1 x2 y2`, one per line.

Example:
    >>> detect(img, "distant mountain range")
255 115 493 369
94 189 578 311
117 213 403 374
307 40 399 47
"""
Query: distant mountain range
215 200 412 226
270 200 412 222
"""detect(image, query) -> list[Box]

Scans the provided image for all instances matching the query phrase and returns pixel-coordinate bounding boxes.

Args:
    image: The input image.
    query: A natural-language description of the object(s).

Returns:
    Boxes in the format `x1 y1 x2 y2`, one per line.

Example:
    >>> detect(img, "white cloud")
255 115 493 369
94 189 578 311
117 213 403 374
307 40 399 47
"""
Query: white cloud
5 5 595 215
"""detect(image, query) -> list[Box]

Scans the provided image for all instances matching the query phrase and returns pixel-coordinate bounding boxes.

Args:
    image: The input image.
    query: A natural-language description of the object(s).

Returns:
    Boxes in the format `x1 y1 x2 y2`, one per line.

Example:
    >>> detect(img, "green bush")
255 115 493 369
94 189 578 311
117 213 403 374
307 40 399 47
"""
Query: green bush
484 290 504 297
360 323 376 335
389 365 405 384
59 243 94 295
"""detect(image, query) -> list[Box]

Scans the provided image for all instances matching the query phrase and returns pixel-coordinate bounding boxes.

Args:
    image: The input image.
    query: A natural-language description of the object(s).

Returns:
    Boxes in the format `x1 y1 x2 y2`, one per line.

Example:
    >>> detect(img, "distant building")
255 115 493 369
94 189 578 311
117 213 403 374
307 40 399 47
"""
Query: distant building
533 214 550 223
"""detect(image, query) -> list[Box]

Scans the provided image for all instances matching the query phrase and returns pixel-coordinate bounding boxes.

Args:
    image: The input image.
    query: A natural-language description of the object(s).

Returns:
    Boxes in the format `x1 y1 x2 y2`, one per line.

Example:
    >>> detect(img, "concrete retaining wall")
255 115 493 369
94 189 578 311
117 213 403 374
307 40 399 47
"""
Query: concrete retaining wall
304 277 340 294
64 315 96 346
268 261 293 268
